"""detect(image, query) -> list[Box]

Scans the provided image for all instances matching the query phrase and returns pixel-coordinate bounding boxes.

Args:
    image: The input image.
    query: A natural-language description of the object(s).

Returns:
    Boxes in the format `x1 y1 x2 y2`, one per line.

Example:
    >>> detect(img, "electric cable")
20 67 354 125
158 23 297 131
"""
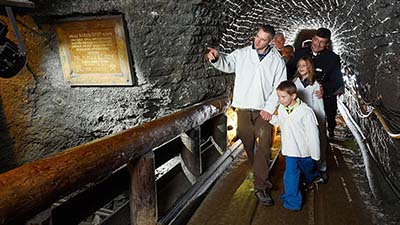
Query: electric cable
342 63 400 138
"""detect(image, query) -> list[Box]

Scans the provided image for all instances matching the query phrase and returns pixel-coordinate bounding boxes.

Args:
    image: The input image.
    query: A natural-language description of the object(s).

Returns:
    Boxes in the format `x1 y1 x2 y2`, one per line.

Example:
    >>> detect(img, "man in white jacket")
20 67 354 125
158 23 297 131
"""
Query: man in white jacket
270 81 321 211
206 25 286 206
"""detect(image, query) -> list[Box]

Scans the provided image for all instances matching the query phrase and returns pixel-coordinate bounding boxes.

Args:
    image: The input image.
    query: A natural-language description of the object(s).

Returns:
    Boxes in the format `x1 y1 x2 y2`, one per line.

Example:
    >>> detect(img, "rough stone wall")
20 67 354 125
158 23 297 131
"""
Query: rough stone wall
344 0 400 198
0 0 233 172
1 0 400 199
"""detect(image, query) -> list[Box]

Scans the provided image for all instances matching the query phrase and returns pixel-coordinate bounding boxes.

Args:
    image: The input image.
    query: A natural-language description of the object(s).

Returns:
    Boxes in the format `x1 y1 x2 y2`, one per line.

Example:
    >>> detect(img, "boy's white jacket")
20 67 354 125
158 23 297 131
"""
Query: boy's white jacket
270 101 320 160
211 45 286 114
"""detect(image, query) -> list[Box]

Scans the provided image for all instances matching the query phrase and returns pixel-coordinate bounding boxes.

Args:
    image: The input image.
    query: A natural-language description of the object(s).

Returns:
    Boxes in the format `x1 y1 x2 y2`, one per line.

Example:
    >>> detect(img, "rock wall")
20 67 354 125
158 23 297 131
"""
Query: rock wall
345 0 400 201
1 0 400 200
0 0 233 172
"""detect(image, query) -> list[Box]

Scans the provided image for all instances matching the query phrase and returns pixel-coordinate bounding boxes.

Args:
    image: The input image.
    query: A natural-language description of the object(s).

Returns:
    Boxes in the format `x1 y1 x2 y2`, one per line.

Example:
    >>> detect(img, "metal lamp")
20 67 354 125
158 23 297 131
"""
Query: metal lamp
0 6 27 78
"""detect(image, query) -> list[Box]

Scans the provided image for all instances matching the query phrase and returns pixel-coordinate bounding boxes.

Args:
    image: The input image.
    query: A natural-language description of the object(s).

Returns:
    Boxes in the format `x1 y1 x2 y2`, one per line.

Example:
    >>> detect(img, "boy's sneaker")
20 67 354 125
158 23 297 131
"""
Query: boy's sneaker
320 171 329 182
307 176 326 190
254 189 274 206
313 176 326 184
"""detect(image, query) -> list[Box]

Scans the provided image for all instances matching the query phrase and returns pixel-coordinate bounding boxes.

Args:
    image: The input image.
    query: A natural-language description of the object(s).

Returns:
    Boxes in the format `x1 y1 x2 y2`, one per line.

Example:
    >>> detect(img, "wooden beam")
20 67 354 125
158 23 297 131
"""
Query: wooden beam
180 127 202 183
101 165 184 225
153 137 182 168
51 168 130 225
210 114 227 153
128 152 157 225
0 0 35 8
159 141 244 224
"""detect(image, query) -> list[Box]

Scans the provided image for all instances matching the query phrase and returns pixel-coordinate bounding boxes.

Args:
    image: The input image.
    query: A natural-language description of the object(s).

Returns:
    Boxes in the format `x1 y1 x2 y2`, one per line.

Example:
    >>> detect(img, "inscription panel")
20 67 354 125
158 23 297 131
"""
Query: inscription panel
56 16 133 86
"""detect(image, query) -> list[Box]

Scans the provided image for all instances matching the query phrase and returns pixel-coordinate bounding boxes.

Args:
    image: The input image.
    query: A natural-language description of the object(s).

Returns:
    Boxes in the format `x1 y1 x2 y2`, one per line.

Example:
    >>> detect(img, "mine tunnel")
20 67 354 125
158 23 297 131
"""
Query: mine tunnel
0 0 400 224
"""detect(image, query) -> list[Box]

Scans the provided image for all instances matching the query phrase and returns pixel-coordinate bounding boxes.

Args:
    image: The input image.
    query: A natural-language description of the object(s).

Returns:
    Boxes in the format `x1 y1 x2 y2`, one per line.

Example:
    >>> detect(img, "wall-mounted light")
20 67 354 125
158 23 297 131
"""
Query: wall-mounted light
0 0 35 78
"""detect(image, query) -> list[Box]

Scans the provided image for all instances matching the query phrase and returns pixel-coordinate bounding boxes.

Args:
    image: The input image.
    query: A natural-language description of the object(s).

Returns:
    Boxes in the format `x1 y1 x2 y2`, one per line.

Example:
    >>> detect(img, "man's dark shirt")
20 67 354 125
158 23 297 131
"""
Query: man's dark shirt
287 47 343 97
255 44 272 61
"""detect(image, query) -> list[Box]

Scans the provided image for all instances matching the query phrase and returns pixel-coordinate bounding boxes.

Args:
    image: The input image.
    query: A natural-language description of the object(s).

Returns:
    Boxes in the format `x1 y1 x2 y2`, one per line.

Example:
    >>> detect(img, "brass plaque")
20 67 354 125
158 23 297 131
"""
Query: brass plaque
56 15 133 86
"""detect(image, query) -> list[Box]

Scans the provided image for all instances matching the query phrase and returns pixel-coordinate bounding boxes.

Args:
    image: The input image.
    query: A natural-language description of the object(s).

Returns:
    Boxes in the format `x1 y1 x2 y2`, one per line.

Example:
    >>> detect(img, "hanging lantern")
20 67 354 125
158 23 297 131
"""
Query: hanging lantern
0 2 34 78
0 22 26 78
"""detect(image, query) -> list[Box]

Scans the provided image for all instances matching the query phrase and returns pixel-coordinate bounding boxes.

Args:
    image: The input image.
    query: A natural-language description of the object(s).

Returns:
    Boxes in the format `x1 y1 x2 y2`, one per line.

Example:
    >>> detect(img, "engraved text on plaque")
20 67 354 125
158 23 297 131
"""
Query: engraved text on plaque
56 15 133 86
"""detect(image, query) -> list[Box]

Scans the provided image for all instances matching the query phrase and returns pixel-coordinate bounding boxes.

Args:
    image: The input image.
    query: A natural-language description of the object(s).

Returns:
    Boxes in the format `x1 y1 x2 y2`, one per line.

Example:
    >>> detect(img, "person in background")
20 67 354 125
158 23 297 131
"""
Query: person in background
287 28 343 139
273 32 286 52
281 45 295 63
292 56 329 176
270 80 321 211
205 25 286 206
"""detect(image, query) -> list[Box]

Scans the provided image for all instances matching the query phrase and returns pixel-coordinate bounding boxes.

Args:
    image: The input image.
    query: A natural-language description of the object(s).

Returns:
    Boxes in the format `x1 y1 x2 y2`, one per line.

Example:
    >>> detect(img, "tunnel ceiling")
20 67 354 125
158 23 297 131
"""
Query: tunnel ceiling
220 0 398 55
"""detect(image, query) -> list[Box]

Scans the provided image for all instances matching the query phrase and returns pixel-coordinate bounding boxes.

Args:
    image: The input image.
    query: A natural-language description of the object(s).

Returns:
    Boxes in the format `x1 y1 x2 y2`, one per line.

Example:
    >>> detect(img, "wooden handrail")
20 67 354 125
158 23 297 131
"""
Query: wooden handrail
0 95 230 224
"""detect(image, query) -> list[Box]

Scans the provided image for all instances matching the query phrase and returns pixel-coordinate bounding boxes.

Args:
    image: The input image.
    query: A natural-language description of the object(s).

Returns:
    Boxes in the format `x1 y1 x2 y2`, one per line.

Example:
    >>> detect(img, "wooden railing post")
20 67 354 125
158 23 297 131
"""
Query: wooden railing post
128 152 157 225
180 127 202 184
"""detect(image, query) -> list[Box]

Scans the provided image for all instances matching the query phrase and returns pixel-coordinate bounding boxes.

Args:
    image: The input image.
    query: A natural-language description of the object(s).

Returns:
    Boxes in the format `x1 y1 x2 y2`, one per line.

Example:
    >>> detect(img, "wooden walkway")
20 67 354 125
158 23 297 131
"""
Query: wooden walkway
187 141 375 225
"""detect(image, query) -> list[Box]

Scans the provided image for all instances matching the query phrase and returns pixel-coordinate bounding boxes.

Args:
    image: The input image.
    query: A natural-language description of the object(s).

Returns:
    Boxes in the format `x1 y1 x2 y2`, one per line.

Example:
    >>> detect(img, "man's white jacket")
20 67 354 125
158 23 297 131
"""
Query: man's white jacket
270 101 321 160
211 45 287 114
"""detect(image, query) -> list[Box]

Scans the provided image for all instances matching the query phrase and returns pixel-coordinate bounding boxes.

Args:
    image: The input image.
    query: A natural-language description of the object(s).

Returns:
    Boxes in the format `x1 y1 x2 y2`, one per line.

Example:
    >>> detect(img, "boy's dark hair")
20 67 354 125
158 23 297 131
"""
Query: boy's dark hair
277 80 297 95
260 25 276 38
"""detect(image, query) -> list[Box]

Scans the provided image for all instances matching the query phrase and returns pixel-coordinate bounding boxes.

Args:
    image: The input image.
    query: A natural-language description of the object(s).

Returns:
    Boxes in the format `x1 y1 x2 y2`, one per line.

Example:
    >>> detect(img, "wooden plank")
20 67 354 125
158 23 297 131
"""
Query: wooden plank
210 114 227 153
0 0 35 8
181 127 202 183
52 168 130 225
101 164 184 225
128 152 157 225
159 141 244 224
200 114 227 171
153 137 182 168
100 201 130 225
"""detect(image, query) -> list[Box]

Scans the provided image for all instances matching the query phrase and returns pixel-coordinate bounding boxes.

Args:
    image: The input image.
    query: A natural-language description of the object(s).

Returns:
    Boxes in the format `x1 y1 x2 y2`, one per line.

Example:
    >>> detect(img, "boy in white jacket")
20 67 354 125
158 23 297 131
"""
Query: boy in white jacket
270 81 321 211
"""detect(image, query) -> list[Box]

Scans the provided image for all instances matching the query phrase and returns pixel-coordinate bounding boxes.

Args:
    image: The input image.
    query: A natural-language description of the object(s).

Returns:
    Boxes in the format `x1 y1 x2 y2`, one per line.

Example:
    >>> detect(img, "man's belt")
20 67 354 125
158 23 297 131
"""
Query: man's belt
237 108 260 112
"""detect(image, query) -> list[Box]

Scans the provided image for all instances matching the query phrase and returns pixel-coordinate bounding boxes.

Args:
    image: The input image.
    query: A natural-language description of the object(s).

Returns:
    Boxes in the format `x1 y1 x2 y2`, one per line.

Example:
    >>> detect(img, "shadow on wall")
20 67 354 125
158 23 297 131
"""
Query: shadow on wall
0 99 17 174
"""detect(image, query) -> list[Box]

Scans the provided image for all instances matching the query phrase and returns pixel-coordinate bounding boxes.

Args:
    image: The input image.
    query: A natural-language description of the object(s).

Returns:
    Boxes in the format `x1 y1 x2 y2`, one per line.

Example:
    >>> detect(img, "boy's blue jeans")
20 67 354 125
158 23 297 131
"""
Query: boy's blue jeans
281 156 320 210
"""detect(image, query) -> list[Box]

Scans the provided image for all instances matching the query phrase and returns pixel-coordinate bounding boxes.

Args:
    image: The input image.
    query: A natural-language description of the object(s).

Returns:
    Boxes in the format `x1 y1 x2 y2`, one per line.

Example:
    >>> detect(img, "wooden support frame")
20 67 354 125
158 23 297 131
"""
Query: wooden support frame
159 141 244 224
210 114 228 153
51 168 130 225
180 127 202 184
0 96 230 224
128 152 157 225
